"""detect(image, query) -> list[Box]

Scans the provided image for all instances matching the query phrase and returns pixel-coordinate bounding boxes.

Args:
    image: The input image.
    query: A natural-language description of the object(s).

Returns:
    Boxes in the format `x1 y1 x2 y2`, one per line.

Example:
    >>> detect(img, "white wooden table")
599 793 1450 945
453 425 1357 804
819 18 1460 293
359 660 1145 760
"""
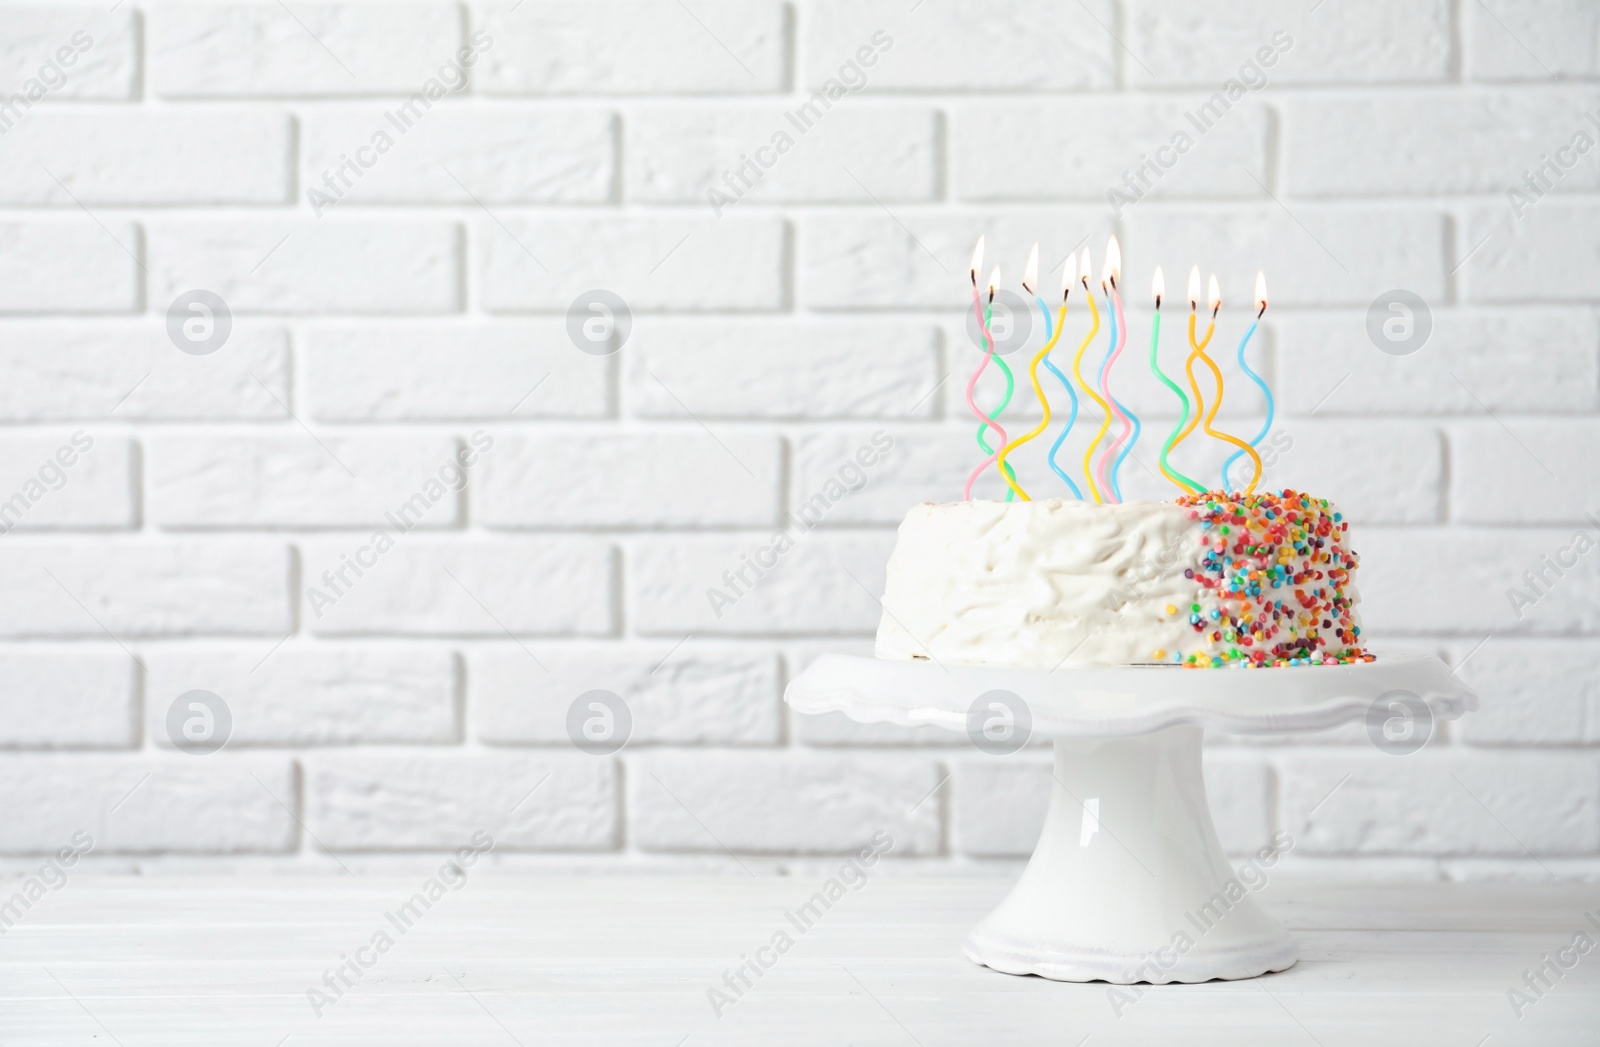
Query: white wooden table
3 876 1596 1045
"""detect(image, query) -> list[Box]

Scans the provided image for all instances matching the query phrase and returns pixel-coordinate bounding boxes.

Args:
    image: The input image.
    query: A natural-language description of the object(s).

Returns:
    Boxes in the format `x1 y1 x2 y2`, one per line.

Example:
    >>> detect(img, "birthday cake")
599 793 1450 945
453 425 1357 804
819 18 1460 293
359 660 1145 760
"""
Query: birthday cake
874 489 1370 670
893 235 1377 669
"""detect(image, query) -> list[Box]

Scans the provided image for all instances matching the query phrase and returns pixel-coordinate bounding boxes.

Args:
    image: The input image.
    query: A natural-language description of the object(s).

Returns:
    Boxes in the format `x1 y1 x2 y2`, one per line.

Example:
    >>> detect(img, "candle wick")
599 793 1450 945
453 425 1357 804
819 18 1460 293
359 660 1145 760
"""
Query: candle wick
1155 295 1162 310
1257 302 1267 319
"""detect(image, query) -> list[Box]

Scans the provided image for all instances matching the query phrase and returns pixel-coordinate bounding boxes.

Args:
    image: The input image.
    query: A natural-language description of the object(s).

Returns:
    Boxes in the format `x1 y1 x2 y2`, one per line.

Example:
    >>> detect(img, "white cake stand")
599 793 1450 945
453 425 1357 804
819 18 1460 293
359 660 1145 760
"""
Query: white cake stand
785 650 1476 984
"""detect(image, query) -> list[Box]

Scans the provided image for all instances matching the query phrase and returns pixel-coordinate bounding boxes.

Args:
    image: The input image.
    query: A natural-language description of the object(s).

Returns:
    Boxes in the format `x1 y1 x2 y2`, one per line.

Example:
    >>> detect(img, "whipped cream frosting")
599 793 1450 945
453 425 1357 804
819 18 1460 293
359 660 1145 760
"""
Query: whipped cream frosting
874 494 1364 670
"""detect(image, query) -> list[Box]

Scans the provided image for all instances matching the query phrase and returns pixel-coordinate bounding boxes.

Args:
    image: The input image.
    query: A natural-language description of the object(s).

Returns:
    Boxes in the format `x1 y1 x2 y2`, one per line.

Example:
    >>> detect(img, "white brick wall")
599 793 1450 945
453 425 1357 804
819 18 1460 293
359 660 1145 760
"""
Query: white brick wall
0 0 1596 881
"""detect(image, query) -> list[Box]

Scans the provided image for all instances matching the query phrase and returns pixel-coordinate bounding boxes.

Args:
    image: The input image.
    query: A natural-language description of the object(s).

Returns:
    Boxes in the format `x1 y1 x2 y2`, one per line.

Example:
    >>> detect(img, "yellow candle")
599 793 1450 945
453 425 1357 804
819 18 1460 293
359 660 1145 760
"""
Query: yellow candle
1070 244 1109 504
998 244 1069 502
1168 266 1211 465
1189 273 1262 495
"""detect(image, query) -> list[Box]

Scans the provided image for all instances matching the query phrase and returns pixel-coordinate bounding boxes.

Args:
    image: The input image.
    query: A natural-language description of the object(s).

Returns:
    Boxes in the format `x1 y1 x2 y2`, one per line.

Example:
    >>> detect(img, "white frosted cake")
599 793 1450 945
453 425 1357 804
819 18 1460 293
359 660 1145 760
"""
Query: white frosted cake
874 489 1368 670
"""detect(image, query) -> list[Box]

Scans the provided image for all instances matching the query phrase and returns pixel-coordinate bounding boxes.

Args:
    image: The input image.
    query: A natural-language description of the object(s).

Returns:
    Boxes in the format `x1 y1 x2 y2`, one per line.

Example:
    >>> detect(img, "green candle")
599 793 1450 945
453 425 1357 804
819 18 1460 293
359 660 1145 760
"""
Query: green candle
1149 267 1205 495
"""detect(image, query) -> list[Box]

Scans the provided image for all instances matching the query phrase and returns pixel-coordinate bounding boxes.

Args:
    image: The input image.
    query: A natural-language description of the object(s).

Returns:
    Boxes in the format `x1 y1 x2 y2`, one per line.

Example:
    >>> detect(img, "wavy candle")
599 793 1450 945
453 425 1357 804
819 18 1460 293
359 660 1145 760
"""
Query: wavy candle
998 244 1072 502
975 287 1022 501
1192 274 1263 495
1093 237 1135 503
1149 266 1205 494
1040 253 1084 499
1222 271 1273 493
963 262 1013 501
1168 266 1212 472
1071 246 1110 504
1105 265 1143 503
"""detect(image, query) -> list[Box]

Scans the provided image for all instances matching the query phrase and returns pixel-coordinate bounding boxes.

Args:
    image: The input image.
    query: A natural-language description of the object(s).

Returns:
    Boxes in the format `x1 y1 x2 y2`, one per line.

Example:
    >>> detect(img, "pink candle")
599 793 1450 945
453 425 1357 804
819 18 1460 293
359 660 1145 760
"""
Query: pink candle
963 240 1007 500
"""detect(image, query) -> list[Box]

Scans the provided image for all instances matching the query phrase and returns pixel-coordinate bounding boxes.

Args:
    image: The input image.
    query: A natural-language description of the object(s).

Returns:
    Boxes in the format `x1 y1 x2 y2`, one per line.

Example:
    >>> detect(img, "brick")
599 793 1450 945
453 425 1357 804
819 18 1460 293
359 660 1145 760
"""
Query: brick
1454 638 1600 746
305 322 610 421
0 649 134 749
0 220 140 313
148 432 464 529
0 324 291 422
1281 751 1599 855
470 645 780 745
953 751 1270 858
0 110 292 205
0 755 296 853
1468 0 1600 80
1286 91 1600 197
1274 310 1600 416
952 99 1269 202
475 432 782 529
1356 527 1600 635
147 220 460 315
0 8 136 100
1127 0 1451 85
305 751 617 850
302 108 613 206
801 0 1114 91
149 3 464 97
0 432 135 531
475 1 786 95
1122 207 1449 307
480 215 784 312
631 533 893 636
790 428 964 526
1203 750 1274 853
626 319 940 420
0 541 290 638
145 646 456 747
953 759 1050 858
630 751 942 854
1450 420 1600 524
1465 201 1600 302
801 212 1112 309
625 104 937 205
1249 420 1442 524
301 537 614 636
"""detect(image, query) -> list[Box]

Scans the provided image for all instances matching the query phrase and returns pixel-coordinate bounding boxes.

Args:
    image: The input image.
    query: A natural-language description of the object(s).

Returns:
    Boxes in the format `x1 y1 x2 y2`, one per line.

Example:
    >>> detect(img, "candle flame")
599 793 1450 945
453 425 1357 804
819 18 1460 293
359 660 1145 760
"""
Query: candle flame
1061 248 1076 295
1152 265 1165 306
1207 273 1221 313
1254 270 1268 315
987 266 1000 301
1079 246 1091 287
970 236 984 284
1187 266 1200 308
1103 235 1121 288
1023 242 1039 295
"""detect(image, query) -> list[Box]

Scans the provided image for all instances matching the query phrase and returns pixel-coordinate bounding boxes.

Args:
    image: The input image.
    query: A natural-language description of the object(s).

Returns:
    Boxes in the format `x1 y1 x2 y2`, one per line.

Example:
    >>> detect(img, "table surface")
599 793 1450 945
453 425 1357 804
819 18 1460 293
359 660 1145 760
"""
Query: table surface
2 875 1596 1046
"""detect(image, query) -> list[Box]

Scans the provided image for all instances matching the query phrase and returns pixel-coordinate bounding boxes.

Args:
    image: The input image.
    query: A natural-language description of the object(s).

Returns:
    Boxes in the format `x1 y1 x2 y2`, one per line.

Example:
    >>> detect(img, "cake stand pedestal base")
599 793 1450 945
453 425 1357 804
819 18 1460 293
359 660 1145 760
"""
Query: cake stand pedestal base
964 726 1295 983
